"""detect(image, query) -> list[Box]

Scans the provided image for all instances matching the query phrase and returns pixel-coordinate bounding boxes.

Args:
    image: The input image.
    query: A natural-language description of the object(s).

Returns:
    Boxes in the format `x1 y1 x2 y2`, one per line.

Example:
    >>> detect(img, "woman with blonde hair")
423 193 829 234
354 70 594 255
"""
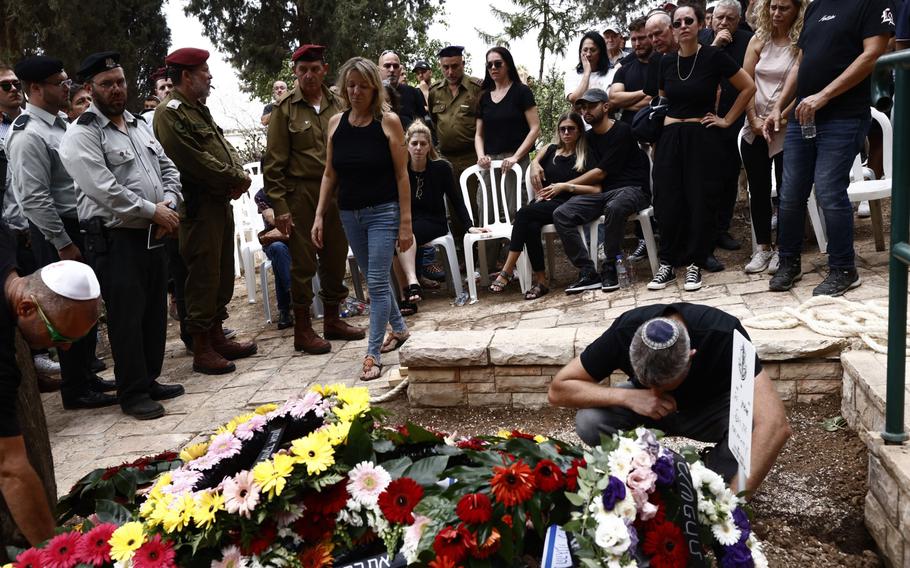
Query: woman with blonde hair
312 57 412 381
739 0 805 274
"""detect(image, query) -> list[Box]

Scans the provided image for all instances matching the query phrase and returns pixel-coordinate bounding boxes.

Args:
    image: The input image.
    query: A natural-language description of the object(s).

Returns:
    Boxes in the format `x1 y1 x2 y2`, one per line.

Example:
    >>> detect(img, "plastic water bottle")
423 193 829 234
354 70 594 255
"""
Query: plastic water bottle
616 254 631 289
801 118 816 139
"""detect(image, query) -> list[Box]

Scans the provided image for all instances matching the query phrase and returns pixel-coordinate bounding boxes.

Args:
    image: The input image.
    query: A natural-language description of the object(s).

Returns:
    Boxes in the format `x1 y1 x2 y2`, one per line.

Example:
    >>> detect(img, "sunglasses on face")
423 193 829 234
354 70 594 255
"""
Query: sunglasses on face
672 16 696 28
30 294 86 344
382 63 401 69
0 80 21 92
559 126 578 133
44 78 73 89
486 60 505 69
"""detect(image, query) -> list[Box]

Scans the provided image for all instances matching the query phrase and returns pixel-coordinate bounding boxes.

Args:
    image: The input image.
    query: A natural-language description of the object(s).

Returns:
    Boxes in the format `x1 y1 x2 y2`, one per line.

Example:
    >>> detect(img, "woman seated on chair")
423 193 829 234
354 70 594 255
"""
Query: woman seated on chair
396 120 488 307
489 111 600 299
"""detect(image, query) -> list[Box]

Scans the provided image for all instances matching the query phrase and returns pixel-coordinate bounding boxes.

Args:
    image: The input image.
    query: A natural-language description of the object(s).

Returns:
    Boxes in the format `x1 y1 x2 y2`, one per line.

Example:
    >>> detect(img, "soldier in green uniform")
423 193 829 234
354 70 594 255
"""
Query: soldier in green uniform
152 47 258 375
263 44 365 354
427 45 483 239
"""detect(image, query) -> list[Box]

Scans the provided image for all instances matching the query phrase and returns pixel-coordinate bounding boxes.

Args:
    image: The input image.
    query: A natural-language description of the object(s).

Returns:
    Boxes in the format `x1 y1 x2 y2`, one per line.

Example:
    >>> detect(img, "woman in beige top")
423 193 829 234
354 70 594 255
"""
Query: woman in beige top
740 0 807 274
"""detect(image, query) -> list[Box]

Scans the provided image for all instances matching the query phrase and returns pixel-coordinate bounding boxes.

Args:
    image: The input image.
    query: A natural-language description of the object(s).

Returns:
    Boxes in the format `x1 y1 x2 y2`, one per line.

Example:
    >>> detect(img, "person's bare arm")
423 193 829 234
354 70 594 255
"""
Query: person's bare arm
764 51 801 137
703 69 756 128
730 369 791 494
609 82 647 108
384 112 413 252
312 114 342 249
502 106 541 172
742 36 765 136
0 436 55 545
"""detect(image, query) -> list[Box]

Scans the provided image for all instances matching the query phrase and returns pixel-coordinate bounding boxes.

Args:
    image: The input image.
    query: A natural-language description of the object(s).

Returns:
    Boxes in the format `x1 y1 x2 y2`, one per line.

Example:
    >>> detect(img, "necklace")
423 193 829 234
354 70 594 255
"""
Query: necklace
677 46 701 81
414 171 425 200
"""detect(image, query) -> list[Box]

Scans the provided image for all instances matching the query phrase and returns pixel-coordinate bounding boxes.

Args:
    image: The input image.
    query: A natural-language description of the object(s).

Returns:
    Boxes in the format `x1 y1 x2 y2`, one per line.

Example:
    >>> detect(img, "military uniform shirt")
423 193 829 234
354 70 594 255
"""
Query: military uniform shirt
1 112 27 231
4 103 77 250
428 75 483 156
152 90 247 197
59 103 183 229
263 84 340 217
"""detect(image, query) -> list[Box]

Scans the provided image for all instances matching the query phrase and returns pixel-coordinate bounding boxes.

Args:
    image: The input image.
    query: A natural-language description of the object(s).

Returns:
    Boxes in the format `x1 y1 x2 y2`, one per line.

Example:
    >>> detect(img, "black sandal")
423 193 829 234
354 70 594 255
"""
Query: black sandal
404 283 423 302
524 283 549 300
399 301 418 317
489 271 514 293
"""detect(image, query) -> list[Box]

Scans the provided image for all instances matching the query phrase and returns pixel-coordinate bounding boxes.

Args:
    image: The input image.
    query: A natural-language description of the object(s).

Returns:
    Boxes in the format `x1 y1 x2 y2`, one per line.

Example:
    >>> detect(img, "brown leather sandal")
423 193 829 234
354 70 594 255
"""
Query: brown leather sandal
360 355 383 381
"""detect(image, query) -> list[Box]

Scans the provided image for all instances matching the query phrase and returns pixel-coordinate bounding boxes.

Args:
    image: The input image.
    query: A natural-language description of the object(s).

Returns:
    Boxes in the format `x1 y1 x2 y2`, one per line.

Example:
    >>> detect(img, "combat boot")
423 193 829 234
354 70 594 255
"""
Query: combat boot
210 325 258 360
191 331 235 375
294 307 331 354
323 303 366 340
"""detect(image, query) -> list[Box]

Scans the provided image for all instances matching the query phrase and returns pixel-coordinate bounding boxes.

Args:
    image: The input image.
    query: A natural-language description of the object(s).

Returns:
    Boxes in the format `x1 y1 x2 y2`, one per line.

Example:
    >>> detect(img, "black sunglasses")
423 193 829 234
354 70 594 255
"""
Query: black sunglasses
672 16 696 28
559 126 578 133
0 80 21 92
486 60 505 69
382 63 401 69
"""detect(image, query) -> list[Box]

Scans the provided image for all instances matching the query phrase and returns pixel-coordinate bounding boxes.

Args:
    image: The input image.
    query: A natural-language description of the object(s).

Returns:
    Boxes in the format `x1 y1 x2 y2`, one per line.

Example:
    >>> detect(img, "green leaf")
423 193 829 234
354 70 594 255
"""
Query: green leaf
339 417 375 466
565 492 585 507
380 457 413 479
95 499 133 524
112 470 139 502
403 455 450 485
402 422 445 444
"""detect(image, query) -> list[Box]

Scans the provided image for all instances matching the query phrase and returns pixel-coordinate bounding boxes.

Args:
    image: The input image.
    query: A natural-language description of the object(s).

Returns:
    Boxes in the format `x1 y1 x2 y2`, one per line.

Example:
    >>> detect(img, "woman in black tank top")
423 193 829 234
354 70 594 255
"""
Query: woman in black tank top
312 57 413 381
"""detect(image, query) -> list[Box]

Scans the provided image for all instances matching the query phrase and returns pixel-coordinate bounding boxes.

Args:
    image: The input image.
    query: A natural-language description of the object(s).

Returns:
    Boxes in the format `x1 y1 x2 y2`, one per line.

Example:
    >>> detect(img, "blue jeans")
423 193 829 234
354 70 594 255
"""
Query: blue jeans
340 201 406 362
264 241 291 311
777 116 869 269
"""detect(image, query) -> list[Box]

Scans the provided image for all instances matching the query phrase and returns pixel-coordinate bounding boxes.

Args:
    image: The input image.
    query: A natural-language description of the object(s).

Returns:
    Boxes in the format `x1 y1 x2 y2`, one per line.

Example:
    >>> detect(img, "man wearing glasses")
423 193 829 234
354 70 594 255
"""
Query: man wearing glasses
378 50 428 130
0 224 103 546
5 55 117 410
0 64 31 272
59 52 186 420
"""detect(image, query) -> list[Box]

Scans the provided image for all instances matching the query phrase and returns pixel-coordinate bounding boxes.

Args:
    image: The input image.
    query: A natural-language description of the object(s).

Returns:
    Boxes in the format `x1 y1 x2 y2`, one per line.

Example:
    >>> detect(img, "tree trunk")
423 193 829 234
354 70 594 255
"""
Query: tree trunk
0 333 57 560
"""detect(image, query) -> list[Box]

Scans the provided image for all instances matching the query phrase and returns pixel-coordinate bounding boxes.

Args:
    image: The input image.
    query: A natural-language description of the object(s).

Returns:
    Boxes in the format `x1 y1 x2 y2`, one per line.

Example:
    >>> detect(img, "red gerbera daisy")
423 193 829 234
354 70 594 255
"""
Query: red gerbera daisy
642 520 689 568
242 522 277 556
432 524 475 564
470 527 501 559
294 512 336 542
456 493 492 524
378 477 424 524
509 430 535 440
15 547 44 568
501 514 513 528
490 460 535 506
427 556 458 568
40 531 81 568
132 534 176 568
565 458 586 492
304 481 350 515
299 540 334 568
533 459 565 493
456 438 486 451
75 523 117 566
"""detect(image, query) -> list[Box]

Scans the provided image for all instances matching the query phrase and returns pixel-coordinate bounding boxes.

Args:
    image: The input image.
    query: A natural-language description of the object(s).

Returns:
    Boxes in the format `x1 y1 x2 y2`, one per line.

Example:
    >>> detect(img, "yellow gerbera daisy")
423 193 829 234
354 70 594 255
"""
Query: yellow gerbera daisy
255 403 278 415
162 493 196 533
335 385 370 407
291 432 335 475
253 453 296 498
333 401 368 423
497 429 511 439
179 442 209 463
311 383 338 397
194 490 225 529
109 521 146 562
534 434 549 443
215 418 240 435
321 420 352 446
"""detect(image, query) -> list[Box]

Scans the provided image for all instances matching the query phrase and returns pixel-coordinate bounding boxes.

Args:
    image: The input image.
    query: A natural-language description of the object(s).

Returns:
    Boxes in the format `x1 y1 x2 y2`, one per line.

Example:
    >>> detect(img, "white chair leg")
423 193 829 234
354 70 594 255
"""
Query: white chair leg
260 259 273 323
544 233 556 285
439 237 464 298
242 247 257 303
807 188 828 254
464 237 479 303
311 272 324 318
477 240 490 286
348 256 365 301
638 213 660 277
587 223 600 272
516 250 532 294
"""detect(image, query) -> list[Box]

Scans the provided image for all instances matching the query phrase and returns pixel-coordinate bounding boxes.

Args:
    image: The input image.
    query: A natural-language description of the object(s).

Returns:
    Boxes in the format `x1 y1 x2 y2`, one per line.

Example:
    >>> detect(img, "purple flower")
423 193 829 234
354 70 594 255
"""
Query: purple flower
652 456 675 486
720 542 753 568
626 523 639 550
601 475 627 510
732 507 751 543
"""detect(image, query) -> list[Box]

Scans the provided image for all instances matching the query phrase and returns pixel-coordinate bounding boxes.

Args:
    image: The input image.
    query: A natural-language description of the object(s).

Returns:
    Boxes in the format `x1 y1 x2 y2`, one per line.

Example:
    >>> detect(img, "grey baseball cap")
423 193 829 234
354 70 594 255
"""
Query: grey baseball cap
578 88 610 103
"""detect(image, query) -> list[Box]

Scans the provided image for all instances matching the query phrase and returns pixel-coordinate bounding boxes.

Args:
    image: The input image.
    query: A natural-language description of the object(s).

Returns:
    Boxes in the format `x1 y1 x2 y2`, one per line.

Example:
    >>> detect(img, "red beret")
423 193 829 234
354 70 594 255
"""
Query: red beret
165 48 210 67
292 44 326 63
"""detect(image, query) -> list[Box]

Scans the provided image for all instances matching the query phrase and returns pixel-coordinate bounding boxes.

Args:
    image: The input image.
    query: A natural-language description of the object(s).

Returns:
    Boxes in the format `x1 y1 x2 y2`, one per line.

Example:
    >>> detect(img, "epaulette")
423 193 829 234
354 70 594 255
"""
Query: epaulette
11 114 29 130
166 99 181 110
76 111 97 125
276 89 294 104
468 76 483 87
430 80 445 89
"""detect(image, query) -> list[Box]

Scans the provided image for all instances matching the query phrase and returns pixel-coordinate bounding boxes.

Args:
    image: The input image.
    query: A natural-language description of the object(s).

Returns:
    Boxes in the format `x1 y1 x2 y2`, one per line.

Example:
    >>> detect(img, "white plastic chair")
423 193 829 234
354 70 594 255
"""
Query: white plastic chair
231 192 265 303
260 259 323 323
461 161 525 303
426 232 465 298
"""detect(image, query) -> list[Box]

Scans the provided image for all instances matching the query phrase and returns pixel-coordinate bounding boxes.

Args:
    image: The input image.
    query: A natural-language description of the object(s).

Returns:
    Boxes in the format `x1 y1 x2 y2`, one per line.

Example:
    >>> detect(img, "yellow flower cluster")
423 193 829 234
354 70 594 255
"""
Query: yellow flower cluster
109 521 145 562
179 441 209 463
252 452 296 499
140 473 227 535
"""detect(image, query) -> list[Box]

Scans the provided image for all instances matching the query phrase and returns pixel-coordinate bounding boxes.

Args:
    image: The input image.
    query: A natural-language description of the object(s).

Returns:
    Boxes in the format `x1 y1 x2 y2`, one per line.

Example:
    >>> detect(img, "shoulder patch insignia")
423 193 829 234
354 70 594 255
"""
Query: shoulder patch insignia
76 111 97 125
166 99 181 110
469 77 483 87
12 114 29 130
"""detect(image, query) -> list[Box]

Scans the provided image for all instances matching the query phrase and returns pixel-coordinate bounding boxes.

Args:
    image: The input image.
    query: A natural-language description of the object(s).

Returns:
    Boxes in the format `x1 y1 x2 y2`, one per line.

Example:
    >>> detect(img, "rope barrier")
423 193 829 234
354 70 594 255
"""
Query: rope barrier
743 295 910 355
371 376 409 403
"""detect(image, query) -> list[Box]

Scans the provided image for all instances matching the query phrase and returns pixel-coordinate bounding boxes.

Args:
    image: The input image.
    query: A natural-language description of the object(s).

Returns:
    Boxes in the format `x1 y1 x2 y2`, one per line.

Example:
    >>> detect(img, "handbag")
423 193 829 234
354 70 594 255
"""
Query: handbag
257 227 288 247
631 96 669 144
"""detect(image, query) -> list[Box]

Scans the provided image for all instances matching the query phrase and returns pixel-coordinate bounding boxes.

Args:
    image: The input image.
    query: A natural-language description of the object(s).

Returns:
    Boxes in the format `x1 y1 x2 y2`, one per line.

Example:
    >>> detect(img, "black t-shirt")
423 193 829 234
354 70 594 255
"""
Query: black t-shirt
613 53 651 125
643 52 664 98
700 29 753 123
659 46 740 119
262 103 274 117
579 303 763 411
538 144 587 203
0 221 21 437
396 85 428 131
409 159 473 229
478 83 537 155
585 121 651 194
797 0 894 121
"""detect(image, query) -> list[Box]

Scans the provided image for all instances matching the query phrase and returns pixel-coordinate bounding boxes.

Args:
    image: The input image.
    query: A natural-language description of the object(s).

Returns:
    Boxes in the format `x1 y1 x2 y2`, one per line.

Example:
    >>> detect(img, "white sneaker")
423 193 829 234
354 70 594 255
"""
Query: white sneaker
33 353 60 374
767 251 780 275
683 264 703 291
857 201 871 218
744 249 774 274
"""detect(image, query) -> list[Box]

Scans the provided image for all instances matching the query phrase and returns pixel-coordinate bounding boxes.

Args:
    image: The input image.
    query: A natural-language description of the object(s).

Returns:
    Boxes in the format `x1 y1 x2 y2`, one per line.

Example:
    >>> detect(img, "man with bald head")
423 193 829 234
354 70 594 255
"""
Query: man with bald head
643 10 679 98
378 50 427 130
260 80 288 126
0 223 102 545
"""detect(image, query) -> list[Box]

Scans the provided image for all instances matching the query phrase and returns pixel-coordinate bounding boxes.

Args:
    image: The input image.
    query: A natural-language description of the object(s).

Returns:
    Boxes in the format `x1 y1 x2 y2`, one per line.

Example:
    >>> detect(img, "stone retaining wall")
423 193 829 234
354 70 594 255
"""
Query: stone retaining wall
400 327 847 408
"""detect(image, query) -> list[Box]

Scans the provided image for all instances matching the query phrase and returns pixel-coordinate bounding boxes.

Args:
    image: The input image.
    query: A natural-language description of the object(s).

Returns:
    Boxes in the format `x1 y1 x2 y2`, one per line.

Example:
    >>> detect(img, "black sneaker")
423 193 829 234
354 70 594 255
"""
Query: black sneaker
647 264 676 290
629 239 648 262
704 254 725 272
769 255 802 291
601 264 619 292
565 270 601 294
716 232 742 251
813 268 861 297
684 264 703 291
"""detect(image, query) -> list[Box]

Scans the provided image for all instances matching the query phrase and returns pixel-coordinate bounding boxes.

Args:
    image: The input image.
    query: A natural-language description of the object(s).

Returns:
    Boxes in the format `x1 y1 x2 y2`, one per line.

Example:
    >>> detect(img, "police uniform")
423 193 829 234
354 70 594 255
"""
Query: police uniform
58 51 186 418
153 47 257 375
5 56 115 409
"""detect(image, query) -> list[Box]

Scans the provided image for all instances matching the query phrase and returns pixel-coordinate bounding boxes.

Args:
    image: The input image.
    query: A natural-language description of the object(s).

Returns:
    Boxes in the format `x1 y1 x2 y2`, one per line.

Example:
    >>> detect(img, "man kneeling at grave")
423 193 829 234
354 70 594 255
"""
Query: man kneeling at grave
549 302 791 492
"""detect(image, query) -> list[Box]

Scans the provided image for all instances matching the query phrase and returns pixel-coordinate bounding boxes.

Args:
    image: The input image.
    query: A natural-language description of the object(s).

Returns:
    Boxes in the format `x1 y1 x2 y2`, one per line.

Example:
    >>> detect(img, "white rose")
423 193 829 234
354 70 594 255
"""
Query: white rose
594 514 632 556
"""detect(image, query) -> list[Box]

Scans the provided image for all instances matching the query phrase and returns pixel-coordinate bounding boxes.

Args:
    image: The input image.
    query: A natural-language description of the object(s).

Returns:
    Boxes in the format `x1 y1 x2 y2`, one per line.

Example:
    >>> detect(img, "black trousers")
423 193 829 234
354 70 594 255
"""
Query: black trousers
28 217 98 401
509 199 562 272
740 137 783 246
652 124 724 268
85 227 167 408
715 128 744 237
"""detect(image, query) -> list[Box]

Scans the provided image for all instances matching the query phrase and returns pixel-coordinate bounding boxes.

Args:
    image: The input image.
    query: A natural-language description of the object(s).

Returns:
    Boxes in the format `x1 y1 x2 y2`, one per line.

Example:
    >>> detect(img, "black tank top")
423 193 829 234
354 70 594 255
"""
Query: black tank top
331 111 398 210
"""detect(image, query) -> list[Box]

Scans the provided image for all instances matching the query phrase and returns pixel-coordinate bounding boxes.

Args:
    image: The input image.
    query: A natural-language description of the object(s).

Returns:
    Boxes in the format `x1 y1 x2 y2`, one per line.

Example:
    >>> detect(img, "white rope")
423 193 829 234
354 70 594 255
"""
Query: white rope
743 296 910 355
371 377 409 403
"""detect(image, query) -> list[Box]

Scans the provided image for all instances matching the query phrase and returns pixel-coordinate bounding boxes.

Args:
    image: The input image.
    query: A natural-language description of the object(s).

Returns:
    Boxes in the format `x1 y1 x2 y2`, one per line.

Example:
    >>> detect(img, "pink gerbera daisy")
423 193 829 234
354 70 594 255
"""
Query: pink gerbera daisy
40 531 81 568
75 523 117 566
347 461 391 506
208 432 242 461
234 414 267 441
132 534 176 568
223 470 261 518
14 547 43 568
286 391 322 419
212 545 248 568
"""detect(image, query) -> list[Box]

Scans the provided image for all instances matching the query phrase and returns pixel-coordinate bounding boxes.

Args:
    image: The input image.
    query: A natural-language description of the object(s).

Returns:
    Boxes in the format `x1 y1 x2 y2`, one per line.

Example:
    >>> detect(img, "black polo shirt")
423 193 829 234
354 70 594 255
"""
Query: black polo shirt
0 221 21 437
613 53 651 125
396 84 428 130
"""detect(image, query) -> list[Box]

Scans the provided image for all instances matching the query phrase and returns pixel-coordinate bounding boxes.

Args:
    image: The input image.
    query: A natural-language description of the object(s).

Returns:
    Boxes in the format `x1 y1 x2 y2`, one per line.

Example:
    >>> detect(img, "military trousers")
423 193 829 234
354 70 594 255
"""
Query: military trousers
179 196 235 334
85 226 167 408
286 179 349 309
442 152 479 242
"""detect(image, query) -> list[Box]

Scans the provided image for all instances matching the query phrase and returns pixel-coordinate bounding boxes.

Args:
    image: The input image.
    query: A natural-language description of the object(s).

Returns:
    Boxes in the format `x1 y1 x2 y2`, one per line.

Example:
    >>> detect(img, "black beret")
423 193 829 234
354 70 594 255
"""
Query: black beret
437 45 465 58
77 51 121 82
14 56 65 83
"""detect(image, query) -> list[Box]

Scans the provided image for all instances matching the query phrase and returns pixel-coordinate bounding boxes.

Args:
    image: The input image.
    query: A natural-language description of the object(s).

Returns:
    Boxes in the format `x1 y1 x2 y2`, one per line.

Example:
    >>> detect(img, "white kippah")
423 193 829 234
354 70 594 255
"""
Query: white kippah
39 261 101 300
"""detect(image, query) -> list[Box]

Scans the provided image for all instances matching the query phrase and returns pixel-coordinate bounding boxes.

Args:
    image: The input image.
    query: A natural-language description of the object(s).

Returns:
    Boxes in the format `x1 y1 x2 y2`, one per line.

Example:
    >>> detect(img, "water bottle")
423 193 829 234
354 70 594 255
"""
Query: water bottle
616 254 631 289
801 118 816 139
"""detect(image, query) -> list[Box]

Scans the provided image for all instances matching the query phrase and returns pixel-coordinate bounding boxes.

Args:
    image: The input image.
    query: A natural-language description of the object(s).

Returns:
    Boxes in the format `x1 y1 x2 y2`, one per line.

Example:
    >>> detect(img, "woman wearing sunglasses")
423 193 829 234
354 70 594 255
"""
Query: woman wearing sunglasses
489 112 598 300
648 3 755 292
565 31 613 105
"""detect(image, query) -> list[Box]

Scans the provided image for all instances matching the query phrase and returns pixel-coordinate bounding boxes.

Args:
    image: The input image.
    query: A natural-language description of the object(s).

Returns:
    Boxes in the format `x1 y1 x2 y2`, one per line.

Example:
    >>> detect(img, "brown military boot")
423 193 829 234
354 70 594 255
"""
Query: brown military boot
192 331 236 375
323 303 366 340
294 307 331 354
210 326 258 360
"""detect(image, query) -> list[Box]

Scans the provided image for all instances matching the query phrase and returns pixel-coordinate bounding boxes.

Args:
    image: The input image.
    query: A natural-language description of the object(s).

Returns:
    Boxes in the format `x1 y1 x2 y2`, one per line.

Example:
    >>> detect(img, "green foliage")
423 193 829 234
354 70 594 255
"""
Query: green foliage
0 0 170 112
184 0 445 102
531 66 569 148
